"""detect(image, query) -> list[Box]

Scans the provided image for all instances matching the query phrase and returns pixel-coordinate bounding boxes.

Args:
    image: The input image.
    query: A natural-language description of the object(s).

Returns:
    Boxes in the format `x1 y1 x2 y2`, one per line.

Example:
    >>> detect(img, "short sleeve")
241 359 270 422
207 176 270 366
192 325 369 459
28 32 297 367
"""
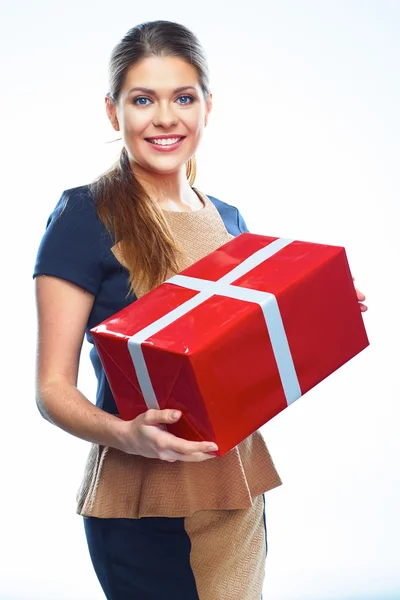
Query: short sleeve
33 187 109 296
236 207 250 233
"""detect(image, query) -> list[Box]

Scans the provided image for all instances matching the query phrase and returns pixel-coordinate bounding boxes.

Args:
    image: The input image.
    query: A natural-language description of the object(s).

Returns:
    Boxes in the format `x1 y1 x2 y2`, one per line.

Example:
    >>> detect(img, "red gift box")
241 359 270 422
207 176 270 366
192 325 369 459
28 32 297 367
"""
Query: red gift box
91 233 369 456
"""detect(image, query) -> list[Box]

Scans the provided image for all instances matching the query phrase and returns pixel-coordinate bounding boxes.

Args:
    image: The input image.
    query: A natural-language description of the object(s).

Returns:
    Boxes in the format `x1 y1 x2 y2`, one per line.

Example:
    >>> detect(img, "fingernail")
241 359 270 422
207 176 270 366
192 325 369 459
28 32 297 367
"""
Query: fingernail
207 445 218 452
171 410 181 419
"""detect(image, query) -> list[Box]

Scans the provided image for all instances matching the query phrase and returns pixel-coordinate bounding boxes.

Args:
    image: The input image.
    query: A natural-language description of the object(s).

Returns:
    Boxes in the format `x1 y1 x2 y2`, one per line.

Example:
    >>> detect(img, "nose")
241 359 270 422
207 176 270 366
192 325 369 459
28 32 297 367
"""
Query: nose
152 101 179 129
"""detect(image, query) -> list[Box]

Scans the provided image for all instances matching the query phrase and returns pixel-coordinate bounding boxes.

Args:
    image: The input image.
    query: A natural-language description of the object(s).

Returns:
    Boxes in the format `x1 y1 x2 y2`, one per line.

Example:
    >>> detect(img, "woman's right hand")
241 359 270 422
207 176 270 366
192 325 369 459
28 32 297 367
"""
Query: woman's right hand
119 409 219 462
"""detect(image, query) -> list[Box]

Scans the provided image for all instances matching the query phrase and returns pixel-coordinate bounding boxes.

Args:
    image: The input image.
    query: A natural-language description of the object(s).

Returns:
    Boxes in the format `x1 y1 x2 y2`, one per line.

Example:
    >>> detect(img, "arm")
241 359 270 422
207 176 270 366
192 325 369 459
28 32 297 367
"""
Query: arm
35 274 218 461
35 274 128 449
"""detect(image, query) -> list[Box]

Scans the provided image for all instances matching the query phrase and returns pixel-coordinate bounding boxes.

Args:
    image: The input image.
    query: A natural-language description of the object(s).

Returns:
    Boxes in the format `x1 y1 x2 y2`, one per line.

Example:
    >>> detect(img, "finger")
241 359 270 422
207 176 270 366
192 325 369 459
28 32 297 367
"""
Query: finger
143 408 182 426
151 427 218 455
169 441 219 456
161 449 217 462
162 435 218 456
359 303 368 312
143 416 219 455
355 288 366 301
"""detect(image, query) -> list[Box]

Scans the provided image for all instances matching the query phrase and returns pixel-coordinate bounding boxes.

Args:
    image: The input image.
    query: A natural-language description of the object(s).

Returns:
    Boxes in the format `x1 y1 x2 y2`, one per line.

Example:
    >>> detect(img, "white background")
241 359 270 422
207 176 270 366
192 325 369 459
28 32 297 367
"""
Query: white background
1 1 399 599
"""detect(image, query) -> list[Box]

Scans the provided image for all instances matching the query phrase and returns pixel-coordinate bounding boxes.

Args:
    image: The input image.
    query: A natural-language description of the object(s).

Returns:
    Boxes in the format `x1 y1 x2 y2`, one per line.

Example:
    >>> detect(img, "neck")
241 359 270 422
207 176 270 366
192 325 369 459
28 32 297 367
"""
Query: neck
131 162 199 211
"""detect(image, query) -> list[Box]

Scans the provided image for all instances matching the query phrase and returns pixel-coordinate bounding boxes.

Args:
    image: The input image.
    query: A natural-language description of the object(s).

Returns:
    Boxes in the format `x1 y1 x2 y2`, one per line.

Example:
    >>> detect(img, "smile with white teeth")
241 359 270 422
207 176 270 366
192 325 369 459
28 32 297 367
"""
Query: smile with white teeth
147 137 183 146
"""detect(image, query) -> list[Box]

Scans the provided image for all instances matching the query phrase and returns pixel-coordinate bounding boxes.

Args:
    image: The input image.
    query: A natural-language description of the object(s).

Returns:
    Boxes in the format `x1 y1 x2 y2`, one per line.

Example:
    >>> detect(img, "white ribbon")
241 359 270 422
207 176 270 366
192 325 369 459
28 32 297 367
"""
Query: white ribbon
127 237 302 410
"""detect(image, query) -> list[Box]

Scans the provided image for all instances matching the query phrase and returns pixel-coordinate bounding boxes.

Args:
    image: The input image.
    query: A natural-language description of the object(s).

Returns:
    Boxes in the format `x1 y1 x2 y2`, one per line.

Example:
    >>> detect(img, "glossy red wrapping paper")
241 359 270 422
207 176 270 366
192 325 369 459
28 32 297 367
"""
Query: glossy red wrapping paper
90 233 369 456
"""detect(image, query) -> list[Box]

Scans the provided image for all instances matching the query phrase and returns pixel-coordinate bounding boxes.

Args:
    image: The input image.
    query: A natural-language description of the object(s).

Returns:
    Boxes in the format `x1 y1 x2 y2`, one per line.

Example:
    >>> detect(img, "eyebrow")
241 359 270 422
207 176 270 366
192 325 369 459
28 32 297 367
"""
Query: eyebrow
127 85 198 95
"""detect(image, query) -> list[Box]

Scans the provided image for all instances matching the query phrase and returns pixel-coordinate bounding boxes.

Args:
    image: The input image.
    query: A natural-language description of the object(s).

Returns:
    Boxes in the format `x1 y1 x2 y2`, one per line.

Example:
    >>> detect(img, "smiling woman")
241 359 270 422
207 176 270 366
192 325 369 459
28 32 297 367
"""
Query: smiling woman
33 19 367 600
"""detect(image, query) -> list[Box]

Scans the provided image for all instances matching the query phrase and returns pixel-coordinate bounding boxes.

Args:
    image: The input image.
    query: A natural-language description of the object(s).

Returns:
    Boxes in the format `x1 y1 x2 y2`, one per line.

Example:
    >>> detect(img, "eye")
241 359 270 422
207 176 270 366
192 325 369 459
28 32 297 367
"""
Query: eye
133 96 151 106
176 95 194 105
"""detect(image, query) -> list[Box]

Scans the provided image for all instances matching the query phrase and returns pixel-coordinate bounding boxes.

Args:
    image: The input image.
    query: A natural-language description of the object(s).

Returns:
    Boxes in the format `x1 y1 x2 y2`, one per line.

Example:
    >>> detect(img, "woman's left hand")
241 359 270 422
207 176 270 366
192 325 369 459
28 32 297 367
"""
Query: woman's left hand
353 276 368 312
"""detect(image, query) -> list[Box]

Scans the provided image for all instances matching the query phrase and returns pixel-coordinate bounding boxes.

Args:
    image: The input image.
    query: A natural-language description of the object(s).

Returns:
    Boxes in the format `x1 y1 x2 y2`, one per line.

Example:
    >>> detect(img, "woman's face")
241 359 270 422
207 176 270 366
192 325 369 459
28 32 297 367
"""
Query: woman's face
106 55 212 177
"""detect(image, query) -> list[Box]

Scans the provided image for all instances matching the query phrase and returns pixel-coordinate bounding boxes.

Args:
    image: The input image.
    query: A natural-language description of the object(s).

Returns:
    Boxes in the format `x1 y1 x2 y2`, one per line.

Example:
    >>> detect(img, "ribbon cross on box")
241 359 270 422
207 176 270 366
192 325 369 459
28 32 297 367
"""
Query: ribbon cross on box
91 233 369 455
128 237 302 412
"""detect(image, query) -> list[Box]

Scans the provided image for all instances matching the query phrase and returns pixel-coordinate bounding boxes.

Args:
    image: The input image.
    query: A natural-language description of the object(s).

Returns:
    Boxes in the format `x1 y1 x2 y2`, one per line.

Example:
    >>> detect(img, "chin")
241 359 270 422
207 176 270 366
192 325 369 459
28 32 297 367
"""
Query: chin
143 159 189 176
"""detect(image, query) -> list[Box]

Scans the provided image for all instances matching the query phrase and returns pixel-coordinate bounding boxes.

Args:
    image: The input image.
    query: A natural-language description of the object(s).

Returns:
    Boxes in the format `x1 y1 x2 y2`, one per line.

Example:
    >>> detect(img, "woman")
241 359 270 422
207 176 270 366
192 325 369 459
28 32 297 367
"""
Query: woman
33 20 368 600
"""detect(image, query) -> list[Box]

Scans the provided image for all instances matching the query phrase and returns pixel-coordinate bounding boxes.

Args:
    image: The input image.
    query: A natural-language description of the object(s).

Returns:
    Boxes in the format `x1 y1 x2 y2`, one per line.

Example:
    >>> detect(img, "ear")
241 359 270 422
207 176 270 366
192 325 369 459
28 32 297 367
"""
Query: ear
204 92 213 127
105 94 120 131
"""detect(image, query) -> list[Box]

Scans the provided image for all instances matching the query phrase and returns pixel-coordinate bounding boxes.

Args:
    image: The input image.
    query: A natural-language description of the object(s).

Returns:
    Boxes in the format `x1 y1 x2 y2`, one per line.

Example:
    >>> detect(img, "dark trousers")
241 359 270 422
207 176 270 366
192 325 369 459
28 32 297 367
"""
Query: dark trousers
83 494 267 599
84 514 200 599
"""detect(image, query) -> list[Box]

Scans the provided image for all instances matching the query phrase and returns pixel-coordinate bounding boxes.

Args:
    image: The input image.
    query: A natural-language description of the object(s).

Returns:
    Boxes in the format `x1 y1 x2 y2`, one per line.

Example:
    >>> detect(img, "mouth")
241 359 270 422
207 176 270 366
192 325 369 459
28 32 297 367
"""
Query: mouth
145 135 186 153
145 135 186 147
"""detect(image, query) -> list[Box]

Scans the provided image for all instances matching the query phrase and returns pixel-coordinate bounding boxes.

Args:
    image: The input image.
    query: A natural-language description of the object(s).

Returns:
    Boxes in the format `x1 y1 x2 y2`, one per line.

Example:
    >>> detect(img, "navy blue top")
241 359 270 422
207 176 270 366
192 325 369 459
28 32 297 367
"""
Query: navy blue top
33 184 249 415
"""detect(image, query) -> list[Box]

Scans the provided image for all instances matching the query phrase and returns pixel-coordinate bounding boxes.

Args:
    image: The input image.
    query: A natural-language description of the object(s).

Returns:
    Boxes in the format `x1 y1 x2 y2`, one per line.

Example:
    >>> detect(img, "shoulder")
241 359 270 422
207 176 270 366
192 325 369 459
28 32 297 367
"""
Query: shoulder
206 194 237 213
33 184 110 293
39 183 111 251
64 183 92 197
50 183 96 220
205 193 249 234
45 183 109 236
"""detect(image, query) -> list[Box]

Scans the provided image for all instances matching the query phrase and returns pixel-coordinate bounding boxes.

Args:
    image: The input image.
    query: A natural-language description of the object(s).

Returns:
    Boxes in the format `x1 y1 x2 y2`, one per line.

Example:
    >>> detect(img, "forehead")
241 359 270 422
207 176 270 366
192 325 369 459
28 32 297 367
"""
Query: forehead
122 55 201 94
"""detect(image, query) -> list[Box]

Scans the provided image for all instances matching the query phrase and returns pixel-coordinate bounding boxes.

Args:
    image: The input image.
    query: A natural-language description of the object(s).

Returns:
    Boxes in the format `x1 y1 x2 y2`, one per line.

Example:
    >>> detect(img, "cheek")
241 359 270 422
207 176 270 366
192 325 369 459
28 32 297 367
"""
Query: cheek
185 109 205 137
123 109 150 138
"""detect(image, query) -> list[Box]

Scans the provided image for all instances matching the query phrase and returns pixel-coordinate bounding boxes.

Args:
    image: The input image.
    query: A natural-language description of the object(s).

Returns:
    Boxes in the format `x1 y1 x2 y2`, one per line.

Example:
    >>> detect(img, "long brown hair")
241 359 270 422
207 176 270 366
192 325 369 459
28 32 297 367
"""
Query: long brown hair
90 21 210 297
